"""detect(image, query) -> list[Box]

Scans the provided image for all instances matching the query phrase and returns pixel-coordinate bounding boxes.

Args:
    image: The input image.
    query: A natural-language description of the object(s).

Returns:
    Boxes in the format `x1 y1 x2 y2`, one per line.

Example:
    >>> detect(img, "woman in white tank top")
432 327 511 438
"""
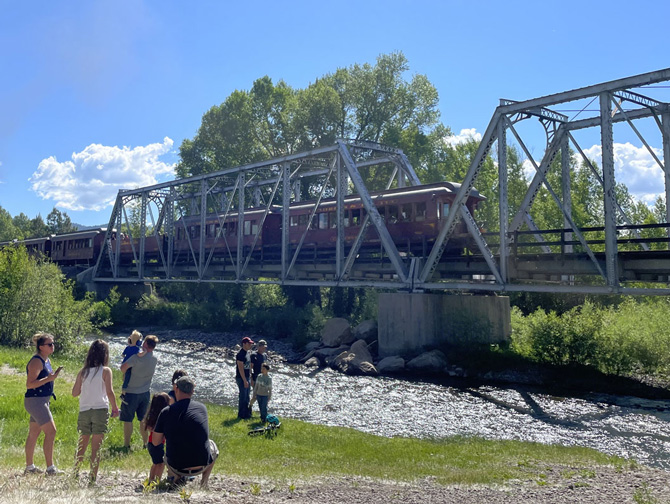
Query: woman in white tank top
72 339 119 483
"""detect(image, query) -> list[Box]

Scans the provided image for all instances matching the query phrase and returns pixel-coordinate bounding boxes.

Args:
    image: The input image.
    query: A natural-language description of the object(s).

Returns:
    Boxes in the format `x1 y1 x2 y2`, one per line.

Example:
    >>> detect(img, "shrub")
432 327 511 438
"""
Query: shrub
0 245 95 352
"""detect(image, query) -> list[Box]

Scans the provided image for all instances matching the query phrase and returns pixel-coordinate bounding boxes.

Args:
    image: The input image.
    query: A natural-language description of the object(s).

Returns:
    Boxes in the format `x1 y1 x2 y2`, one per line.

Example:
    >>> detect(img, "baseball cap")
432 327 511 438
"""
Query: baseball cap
175 376 195 394
258 339 267 347
242 336 255 344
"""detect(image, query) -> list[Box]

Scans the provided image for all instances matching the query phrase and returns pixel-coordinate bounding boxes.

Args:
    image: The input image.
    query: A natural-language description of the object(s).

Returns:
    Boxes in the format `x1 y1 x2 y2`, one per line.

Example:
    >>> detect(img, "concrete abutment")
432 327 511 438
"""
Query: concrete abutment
378 292 511 358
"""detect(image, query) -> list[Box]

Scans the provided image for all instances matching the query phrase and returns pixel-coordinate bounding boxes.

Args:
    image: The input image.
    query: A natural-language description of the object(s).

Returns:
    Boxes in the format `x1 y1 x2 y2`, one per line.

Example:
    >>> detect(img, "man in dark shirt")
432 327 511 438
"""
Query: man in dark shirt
249 339 267 388
235 336 254 419
152 376 218 487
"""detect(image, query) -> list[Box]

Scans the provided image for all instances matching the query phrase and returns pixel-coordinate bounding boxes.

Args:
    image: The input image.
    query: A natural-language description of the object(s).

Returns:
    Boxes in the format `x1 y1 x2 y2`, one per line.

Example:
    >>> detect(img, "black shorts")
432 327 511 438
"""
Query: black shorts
148 442 165 465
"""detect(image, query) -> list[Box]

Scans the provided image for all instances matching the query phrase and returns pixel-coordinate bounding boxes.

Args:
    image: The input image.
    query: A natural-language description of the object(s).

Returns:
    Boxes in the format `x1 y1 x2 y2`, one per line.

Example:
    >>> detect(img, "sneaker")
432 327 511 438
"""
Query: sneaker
46 466 64 476
24 465 43 475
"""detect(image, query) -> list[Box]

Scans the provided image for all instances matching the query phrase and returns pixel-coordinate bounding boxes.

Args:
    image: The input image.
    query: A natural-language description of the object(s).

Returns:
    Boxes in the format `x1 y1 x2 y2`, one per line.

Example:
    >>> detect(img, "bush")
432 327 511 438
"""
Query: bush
511 297 670 376
0 246 96 353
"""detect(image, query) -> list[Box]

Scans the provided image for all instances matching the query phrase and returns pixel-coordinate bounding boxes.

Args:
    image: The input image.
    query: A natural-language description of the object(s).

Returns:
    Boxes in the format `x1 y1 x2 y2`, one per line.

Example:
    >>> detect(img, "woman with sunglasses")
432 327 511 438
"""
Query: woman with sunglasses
24 332 63 475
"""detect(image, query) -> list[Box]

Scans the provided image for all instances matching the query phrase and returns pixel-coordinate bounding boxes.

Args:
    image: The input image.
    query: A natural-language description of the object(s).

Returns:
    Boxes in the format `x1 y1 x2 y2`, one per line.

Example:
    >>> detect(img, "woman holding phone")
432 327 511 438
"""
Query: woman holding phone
24 332 63 475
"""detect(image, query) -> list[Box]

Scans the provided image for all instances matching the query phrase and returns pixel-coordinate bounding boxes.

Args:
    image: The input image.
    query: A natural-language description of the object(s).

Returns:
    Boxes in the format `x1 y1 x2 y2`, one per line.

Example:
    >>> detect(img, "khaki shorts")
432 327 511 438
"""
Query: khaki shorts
77 408 109 435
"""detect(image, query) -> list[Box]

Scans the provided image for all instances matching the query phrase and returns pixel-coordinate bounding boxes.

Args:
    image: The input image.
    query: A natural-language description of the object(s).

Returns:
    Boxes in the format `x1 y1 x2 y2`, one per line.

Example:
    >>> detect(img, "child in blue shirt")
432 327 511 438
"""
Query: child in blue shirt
121 330 142 391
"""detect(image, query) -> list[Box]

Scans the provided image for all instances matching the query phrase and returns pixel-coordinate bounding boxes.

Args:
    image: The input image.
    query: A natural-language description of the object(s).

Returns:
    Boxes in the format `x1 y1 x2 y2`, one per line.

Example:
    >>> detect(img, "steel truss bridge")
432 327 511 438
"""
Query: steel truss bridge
92 68 670 295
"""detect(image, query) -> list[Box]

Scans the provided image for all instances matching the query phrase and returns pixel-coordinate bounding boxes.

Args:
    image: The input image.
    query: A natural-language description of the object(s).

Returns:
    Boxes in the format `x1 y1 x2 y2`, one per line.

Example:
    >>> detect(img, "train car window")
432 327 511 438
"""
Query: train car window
298 214 308 226
442 203 450 219
400 204 411 222
190 226 199 239
251 221 258 235
290 215 298 227
415 202 426 222
344 211 350 227
244 220 251 235
351 209 361 226
377 206 386 221
318 213 328 230
328 212 337 229
388 205 399 224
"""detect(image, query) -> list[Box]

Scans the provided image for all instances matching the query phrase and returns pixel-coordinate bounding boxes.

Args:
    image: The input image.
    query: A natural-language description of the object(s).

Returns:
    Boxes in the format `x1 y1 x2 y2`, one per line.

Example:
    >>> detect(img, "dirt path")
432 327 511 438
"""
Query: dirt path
2 464 669 504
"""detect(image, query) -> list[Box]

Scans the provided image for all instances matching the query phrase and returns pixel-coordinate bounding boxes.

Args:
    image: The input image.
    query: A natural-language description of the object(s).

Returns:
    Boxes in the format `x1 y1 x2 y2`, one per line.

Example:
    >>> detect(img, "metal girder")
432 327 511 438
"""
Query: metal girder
499 68 670 114
497 120 509 282
508 118 566 233
337 140 409 282
419 110 502 283
600 93 619 287
460 204 502 283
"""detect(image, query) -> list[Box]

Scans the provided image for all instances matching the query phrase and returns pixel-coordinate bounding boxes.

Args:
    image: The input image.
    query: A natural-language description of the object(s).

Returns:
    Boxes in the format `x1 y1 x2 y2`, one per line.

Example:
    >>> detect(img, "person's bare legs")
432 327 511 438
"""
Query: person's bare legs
25 421 41 466
89 434 105 481
42 421 57 467
123 421 133 447
75 434 91 470
139 422 148 446
149 462 165 481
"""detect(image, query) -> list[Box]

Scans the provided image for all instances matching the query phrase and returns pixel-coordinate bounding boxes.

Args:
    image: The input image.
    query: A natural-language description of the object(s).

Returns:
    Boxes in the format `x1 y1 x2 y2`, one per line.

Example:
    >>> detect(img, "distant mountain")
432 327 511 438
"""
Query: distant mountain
73 223 108 231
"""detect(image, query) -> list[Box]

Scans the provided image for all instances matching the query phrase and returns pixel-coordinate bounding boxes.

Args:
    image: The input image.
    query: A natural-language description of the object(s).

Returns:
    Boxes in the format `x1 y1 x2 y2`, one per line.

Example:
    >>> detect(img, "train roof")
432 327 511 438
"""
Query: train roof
49 228 107 240
290 181 485 210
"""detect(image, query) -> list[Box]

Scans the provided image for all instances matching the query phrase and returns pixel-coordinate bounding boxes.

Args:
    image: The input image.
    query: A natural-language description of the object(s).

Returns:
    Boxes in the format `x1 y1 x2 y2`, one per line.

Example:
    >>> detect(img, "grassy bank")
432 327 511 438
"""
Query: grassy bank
0 345 633 488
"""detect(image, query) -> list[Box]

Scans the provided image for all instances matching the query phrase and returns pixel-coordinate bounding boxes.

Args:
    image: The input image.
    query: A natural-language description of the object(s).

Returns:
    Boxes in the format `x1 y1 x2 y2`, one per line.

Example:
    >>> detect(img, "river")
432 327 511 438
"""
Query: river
108 330 670 469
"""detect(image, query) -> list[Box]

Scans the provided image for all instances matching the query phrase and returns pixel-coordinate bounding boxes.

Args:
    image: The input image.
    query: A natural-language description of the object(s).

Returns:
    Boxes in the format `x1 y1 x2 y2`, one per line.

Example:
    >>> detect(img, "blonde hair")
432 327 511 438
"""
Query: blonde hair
32 332 54 349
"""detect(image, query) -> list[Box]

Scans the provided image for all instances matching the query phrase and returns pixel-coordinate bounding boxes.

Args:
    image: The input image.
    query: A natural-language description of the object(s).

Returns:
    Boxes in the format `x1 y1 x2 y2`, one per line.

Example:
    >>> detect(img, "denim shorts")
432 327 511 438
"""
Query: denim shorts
119 391 150 422
77 408 109 435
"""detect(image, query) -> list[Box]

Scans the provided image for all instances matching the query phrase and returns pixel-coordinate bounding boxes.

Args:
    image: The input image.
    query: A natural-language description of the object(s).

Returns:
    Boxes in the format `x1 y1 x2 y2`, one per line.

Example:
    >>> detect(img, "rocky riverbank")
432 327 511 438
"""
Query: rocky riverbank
3 464 670 504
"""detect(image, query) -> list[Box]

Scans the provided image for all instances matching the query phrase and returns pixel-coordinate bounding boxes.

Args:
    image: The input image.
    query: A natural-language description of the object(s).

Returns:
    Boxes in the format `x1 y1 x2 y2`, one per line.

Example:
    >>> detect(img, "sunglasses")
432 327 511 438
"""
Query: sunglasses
41 342 54 347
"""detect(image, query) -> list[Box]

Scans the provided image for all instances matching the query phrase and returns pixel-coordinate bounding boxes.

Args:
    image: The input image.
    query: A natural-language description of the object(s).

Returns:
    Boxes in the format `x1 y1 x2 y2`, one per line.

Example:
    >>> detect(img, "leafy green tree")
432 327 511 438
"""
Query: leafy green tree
46 207 77 235
0 206 20 242
0 245 96 351
177 52 446 187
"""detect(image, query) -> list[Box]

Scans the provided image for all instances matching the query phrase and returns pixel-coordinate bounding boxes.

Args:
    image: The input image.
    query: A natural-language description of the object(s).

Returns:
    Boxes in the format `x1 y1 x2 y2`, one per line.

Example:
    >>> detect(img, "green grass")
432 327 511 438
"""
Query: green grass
0 345 630 486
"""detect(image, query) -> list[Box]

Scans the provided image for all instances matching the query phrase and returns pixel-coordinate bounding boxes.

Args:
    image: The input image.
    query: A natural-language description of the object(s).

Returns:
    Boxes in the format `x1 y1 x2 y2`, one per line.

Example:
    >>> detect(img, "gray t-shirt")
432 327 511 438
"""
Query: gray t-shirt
124 351 157 394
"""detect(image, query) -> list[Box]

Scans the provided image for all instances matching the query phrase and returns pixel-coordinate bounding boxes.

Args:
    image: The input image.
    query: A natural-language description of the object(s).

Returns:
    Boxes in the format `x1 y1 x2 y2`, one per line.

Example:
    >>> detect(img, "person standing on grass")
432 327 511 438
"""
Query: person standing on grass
142 392 170 482
24 332 63 475
235 336 254 419
249 339 267 388
72 339 119 483
249 363 272 423
120 334 158 449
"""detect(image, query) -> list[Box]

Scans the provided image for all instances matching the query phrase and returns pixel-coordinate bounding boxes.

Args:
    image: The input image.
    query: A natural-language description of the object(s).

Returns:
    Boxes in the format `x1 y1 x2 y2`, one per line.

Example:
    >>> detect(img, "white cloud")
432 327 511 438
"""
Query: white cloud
579 142 664 205
30 137 175 211
444 128 482 147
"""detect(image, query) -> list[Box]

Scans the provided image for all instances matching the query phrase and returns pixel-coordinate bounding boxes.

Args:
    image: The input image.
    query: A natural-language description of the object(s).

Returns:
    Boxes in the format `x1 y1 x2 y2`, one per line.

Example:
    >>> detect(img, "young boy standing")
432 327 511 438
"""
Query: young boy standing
249 363 272 423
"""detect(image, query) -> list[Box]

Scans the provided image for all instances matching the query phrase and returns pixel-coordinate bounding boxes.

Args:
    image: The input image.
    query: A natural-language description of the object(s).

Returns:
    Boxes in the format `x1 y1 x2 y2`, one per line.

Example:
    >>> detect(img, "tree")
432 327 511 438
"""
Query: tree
47 207 77 235
0 206 19 242
177 52 447 186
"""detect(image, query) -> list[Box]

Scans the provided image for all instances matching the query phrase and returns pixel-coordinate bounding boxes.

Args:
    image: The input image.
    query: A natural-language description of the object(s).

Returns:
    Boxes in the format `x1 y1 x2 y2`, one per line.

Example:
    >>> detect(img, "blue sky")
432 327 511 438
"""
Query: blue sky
1 0 669 226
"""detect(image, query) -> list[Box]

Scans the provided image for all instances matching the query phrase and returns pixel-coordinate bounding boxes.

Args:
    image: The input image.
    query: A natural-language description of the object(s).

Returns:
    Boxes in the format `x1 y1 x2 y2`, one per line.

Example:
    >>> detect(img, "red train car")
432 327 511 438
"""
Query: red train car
285 181 484 257
50 228 107 265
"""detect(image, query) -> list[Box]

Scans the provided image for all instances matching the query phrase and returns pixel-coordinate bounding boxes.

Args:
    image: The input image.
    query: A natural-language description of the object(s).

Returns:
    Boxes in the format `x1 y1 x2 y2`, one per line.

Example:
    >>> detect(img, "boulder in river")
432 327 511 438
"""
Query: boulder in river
377 355 405 374
406 350 448 373
353 320 377 344
333 339 378 376
321 318 354 347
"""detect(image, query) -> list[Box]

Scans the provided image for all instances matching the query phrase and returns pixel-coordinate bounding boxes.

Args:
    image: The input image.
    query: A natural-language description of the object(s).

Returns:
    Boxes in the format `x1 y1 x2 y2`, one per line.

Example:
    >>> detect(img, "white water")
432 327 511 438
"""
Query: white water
108 331 670 469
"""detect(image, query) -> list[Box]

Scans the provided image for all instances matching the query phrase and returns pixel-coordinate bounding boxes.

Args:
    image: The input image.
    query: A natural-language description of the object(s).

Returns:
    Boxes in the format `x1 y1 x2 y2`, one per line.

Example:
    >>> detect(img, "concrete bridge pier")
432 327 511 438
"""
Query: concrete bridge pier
377 292 511 358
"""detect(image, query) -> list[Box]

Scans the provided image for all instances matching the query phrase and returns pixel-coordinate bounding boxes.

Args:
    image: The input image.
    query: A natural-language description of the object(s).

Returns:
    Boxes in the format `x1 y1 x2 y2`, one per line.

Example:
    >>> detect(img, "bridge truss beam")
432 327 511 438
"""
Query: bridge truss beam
92 69 670 295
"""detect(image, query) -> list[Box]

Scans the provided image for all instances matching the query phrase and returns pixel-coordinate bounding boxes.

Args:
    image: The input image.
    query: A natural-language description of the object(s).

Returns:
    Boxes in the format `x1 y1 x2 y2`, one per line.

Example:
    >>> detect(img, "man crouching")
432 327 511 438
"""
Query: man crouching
151 376 218 488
